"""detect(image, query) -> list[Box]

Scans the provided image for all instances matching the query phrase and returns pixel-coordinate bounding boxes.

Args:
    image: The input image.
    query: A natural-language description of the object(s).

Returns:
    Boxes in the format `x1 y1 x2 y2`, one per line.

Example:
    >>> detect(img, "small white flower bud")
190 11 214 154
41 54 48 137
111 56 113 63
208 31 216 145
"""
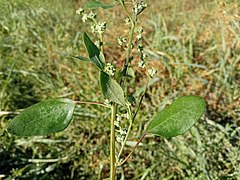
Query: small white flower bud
138 27 144 33
136 34 142 40
82 14 88 23
114 121 120 127
138 60 146 69
131 43 134 49
104 99 111 106
76 7 84 15
125 17 131 26
148 67 157 78
95 40 102 48
120 128 127 135
116 114 122 122
88 11 97 19
142 53 148 60
138 44 143 52
117 36 127 47
116 134 124 143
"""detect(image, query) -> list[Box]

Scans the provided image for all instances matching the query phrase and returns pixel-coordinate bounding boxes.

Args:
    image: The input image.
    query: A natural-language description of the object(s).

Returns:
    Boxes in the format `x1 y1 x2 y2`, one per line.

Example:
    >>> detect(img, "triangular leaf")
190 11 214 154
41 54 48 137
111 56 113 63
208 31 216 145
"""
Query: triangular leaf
82 32 105 70
85 0 115 9
100 71 125 106
7 98 76 136
146 96 206 138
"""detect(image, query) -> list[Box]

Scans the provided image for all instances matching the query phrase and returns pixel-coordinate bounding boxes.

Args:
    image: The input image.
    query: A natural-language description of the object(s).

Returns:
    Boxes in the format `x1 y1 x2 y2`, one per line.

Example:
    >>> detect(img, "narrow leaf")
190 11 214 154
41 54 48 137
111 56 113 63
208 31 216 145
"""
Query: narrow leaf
7 98 76 136
57 51 90 62
82 32 105 70
100 71 125 106
85 0 115 9
69 55 90 62
146 96 206 138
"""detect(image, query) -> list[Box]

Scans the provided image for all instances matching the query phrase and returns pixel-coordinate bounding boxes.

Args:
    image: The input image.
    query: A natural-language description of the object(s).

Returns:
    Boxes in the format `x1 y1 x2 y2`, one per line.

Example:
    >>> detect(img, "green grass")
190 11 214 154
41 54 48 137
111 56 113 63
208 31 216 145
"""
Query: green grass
0 0 239 179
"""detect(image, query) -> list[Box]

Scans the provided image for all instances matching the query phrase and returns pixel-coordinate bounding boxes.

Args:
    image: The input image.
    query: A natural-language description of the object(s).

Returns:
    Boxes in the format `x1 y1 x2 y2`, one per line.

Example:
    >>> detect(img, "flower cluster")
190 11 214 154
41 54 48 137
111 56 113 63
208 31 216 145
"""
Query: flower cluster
125 17 131 26
76 7 107 43
133 1 148 15
81 11 97 23
115 113 129 144
117 36 127 47
137 27 143 40
104 63 116 76
116 128 127 144
138 60 145 69
136 26 149 69
91 21 107 34
76 7 97 23
138 53 148 69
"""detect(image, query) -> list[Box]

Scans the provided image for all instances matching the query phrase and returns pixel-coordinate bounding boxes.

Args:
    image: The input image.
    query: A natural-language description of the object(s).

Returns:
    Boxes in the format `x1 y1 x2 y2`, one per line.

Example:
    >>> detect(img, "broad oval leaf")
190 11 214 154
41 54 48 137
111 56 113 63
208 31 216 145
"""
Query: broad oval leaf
146 96 206 138
82 32 105 70
7 98 76 136
100 71 125 106
85 0 115 9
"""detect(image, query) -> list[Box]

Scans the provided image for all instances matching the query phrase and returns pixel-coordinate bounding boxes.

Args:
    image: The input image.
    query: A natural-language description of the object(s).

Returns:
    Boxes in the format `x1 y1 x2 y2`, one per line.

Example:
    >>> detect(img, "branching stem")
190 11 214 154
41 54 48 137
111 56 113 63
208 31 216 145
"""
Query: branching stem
117 133 147 166
132 77 149 122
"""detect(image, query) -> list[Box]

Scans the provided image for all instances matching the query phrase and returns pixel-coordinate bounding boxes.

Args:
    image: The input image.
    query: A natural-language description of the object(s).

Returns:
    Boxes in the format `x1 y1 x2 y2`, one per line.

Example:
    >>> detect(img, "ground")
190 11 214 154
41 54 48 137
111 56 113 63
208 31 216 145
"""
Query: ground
0 0 239 179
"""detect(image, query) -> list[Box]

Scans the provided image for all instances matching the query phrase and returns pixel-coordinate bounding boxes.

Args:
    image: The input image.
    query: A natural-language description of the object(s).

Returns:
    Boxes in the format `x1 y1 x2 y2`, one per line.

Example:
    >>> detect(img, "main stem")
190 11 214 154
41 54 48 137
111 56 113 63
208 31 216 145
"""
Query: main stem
110 104 117 180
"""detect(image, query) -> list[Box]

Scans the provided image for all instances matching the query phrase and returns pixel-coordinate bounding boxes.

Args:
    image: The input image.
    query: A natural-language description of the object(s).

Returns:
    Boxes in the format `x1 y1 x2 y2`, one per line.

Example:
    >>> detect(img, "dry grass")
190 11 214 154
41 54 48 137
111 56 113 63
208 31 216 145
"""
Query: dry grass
0 0 239 179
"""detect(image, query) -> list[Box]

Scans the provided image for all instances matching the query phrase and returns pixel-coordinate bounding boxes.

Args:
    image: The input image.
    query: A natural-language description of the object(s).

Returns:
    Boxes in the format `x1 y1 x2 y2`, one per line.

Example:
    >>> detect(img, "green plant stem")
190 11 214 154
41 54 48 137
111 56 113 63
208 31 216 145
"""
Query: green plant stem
119 2 136 88
117 133 147 166
110 104 117 180
132 77 149 122
92 19 104 53
0 111 19 116
117 106 133 161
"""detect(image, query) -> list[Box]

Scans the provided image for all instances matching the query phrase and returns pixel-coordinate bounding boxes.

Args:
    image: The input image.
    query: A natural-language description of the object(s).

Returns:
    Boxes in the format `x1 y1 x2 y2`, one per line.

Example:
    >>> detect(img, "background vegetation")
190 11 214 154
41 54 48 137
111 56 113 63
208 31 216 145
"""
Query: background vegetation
0 0 239 179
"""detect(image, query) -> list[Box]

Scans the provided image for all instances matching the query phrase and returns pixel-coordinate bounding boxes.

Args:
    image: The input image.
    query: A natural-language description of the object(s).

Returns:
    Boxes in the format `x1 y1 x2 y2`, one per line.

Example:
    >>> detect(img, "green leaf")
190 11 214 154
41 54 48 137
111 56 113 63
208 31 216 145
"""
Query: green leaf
117 67 135 81
7 98 76 136
126 67 135 78
69 55 90 62
82 32 105 70
100 71 125 106
57 51 90 62
146 96 206 138
85 0 115 9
